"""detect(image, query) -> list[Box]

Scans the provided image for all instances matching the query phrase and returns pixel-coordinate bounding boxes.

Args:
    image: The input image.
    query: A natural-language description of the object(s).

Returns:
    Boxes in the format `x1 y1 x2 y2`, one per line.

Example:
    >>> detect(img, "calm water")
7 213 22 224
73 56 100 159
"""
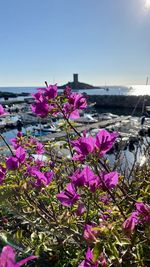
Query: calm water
0 85 150 96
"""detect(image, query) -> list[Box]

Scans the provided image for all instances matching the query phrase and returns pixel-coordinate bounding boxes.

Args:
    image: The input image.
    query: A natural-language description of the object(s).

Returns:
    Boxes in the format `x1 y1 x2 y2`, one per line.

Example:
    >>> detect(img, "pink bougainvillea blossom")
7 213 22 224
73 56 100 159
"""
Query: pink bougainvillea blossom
69 168 85 187
62 91 87 119
29 169 54 187
63 103 80 119
68 92 87 110
6 157 19 170
0 165 6 184
63 86 72 96
15 147 26 164
78 247 99 267
0 105 5 116
6 147 26 170
0 245 37 267
48 103 59 117
75 203 86 216
123 202 150 234
70 166 95 187
57 183 80 207
99 194 110 204
31 100 49 118
135 202 150 223
45 84 58 99
95 129 118 156
99 171 119 190
71 136 95 161
32 91 44 102
35 141 45 154
11 132 23 149
83 224 98 242
123 212 138 234
99 253 107 267
71 129 118 161
70 166 100 192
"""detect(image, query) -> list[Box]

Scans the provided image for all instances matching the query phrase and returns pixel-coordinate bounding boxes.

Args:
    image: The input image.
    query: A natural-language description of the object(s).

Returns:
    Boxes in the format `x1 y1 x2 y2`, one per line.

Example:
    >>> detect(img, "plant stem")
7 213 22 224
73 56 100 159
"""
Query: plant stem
0 134 14 155
94 165 126 219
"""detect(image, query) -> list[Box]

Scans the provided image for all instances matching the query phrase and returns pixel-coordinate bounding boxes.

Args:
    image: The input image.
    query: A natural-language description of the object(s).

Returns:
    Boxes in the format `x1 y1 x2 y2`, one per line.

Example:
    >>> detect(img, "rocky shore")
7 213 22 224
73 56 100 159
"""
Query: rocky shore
0 91 30 99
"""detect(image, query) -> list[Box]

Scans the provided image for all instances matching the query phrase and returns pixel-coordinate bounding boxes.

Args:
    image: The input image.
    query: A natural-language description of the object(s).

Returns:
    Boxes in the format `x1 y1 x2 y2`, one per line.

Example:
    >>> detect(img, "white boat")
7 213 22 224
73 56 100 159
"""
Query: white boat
83 113 98 122
33 123 61 133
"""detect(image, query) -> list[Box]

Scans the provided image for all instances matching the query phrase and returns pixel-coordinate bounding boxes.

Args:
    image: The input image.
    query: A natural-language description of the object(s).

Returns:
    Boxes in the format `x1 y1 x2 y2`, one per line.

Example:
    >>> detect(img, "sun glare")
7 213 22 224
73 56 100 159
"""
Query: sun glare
145 0 150 9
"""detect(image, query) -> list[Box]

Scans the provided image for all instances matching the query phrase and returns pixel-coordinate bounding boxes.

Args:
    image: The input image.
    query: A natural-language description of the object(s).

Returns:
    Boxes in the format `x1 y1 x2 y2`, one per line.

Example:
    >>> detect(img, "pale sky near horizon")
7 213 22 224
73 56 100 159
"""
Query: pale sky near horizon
0 0 150 86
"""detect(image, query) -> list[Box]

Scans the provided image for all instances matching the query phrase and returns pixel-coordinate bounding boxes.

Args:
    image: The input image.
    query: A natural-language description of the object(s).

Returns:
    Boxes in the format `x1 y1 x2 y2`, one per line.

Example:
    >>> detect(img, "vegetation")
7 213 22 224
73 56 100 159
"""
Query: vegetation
0 84 150 266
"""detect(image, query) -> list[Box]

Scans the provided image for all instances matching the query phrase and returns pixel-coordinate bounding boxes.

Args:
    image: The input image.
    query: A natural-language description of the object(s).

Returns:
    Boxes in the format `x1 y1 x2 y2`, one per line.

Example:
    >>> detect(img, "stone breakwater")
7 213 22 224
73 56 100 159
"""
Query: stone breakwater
87 95 150 109
0 94 150 110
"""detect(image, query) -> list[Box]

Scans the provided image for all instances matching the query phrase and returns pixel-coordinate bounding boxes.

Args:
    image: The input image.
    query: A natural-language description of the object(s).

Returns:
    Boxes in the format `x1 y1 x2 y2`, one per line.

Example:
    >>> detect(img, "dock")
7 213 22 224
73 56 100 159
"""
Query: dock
41 116 131 142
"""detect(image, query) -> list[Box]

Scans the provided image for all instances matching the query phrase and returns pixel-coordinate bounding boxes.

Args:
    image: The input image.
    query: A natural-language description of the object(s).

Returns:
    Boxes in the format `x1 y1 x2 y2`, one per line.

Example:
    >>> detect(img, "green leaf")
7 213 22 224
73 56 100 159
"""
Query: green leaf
93 242 103 262
108 243 119 259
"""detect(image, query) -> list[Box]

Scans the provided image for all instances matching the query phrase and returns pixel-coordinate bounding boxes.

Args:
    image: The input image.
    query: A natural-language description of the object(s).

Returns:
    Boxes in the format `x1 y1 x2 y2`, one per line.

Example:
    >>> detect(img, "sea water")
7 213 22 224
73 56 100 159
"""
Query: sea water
0 85 150 96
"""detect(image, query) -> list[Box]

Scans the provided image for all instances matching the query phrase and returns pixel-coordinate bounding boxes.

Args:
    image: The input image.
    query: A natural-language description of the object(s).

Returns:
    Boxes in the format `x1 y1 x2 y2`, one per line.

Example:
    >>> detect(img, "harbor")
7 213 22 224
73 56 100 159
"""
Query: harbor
0 83 149 167
1 1 150 265
0 100 149 169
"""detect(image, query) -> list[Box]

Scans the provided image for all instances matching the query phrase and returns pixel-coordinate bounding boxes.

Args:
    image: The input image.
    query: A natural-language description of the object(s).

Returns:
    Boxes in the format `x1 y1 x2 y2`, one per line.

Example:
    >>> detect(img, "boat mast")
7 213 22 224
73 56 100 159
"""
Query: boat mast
142 76 148 114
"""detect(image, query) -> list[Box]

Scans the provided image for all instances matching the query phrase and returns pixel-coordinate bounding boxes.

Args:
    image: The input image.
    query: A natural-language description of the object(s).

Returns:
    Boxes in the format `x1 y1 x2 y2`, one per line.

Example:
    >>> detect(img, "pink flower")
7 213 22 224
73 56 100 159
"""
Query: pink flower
0 105 5 116
45 84 58 99
70 166 95 187
26 165 38 176
11 132 23 149
29 169 54 187
6 157 19 170
57 183 80 207
88 174 100 193
31 88 50 118
0 245 37 267
123 202 150 234
32 91 44 102
99 209 112 221
49 103 59 117
99 171 119 190
123 212 138 234
83 224 97 242
70 166 100 192
63 92 87 119
35 142 45 154
71 130 118 161
31 101 49 118
99 194 110 204
0 165 6 184
99 253 107 267
96 129 118 156
135 202 150 223
68 92 87 110
78 247 99 267
6 147 26 170
76 203 86 216
71 136 95 161
64 86 72 96
63 103 80 119
15 147 26 164
69 169 84 186
80 166 96 188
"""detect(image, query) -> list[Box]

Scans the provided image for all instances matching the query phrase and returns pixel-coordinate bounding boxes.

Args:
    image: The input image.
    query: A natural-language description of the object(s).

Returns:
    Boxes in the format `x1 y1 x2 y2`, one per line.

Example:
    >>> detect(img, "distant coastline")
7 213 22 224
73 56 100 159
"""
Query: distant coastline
0 85 150 96
0 91 30 99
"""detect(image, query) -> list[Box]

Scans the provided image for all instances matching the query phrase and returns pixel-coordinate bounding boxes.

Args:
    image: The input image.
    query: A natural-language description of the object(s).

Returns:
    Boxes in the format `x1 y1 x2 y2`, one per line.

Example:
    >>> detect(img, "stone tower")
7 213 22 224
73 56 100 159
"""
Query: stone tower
73 74 78 85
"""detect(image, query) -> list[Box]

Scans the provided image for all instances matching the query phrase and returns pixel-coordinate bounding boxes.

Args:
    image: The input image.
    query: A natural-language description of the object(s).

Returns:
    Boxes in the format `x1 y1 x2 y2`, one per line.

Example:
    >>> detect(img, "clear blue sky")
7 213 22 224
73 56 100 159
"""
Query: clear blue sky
0 0 150 86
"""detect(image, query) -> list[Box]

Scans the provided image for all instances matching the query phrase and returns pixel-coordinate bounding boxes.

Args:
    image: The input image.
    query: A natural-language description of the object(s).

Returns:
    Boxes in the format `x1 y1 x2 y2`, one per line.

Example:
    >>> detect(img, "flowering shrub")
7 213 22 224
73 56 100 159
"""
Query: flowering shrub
0 245 37 266
0 84 150 266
